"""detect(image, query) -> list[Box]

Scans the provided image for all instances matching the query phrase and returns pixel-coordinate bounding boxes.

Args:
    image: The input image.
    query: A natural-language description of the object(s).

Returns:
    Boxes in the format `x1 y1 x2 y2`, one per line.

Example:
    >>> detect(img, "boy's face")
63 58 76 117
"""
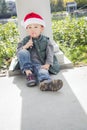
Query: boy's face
26 24 44 38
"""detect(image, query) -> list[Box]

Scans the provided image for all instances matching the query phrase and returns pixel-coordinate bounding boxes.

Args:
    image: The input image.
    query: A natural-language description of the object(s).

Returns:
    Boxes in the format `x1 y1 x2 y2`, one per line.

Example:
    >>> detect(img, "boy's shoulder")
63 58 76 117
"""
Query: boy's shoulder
21 35 30 44
41 35 50 41
42 35 49 39
23 35 30 40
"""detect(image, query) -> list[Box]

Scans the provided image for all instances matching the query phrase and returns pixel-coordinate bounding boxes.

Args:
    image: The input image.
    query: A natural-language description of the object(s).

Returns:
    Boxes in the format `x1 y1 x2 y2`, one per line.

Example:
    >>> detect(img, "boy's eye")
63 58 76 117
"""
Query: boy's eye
28 27 32 29
35 26 38 28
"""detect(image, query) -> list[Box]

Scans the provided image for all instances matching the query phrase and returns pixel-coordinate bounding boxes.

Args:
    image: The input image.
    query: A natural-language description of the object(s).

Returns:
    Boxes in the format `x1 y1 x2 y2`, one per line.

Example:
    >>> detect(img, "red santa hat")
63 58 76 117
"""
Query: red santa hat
21 12 46 29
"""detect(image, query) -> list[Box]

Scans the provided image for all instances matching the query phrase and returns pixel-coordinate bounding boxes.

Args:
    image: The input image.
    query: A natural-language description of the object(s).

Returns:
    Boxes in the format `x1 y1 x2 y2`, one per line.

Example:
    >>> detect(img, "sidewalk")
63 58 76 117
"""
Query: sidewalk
0 66 87 130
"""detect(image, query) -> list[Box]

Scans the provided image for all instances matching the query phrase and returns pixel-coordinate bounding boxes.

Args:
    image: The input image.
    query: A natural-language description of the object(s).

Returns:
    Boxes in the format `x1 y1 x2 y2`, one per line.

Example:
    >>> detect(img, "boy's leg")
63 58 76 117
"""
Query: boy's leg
17 49 36 86
35 66 63 91
34 65 51 83
17 49 33 73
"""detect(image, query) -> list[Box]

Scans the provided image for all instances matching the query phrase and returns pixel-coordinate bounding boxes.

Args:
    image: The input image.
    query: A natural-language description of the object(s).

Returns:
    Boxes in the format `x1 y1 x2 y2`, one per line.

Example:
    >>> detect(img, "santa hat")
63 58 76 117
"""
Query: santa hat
21 12 46 29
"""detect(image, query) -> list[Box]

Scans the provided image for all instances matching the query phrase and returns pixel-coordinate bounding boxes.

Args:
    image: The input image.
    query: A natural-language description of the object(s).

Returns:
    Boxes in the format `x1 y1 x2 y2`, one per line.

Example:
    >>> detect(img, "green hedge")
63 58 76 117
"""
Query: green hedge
52 16 87 65
0 22 19 68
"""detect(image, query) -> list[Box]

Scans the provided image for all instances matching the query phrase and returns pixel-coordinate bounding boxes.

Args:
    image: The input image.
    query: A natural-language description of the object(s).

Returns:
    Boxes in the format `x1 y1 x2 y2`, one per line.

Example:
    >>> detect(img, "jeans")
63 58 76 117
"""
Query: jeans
17 49 51 82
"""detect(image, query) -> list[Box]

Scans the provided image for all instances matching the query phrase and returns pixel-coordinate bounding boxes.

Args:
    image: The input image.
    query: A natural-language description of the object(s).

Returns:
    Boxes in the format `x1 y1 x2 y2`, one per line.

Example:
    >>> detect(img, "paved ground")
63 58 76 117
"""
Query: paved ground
0 66 87 130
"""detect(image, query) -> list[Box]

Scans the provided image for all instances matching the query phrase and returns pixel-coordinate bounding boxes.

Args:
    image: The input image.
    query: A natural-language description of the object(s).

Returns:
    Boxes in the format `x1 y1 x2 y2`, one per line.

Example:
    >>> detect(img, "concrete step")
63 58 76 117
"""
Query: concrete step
55 50 64 64
53 41 73 67
60 55 73 69
55 49 73 69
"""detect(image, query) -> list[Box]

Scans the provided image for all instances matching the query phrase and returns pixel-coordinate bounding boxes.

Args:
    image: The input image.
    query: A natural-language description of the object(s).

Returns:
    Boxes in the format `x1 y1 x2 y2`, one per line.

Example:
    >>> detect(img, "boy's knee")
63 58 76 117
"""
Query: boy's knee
17 49 29 56
39 68 49 74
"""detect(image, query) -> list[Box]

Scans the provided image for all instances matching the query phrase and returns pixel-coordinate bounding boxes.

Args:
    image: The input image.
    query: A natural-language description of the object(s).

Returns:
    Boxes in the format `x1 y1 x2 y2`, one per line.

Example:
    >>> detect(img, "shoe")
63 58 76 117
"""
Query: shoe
26 74 36 87
39 79 63 91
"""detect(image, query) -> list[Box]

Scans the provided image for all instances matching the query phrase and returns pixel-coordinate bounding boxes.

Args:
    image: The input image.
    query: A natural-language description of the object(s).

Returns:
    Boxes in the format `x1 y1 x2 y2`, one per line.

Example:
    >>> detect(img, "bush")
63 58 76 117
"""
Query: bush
52 16 87 65
0 22 19 68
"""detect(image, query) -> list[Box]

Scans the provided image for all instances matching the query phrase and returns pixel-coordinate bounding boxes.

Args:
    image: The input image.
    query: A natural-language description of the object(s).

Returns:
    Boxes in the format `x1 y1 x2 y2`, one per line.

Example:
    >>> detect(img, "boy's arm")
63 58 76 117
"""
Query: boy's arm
41 39 54 70
45 39 54 66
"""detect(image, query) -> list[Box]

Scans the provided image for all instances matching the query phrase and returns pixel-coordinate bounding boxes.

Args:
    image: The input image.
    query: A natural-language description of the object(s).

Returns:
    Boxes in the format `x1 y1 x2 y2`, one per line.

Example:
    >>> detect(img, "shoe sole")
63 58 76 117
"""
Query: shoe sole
40 79 63 91
26 80 36 87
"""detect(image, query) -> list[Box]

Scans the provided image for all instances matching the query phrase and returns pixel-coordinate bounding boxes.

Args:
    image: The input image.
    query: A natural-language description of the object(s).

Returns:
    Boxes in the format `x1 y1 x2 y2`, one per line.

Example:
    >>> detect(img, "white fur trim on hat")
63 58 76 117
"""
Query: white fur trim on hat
21 18 46 29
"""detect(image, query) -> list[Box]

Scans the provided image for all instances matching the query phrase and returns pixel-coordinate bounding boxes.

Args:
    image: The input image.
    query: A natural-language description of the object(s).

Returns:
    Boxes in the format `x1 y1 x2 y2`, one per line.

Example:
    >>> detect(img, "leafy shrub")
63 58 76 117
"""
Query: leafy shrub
0 22 19 68
52 16 87 65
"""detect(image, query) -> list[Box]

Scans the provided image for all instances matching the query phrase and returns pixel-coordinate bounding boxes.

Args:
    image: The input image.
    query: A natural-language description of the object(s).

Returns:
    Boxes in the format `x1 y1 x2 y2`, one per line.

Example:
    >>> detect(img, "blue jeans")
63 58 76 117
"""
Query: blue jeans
17 49 51 82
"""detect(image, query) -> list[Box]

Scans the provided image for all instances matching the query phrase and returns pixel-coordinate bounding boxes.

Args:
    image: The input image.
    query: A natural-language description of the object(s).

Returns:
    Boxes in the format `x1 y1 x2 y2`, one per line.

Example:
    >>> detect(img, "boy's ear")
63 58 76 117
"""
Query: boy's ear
26 25 28 30
41 26 44 32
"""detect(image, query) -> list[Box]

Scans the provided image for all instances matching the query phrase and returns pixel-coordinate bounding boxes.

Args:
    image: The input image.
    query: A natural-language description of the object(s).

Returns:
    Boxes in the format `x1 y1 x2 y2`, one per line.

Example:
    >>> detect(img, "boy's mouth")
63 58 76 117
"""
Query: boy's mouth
31 33 37 37
31 33 35 36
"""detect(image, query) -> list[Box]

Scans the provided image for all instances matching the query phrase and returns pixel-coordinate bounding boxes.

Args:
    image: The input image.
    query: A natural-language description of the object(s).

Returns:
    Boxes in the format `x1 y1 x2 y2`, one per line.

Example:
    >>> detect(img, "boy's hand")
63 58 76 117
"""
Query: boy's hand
23 37 33 49
41 64 50 70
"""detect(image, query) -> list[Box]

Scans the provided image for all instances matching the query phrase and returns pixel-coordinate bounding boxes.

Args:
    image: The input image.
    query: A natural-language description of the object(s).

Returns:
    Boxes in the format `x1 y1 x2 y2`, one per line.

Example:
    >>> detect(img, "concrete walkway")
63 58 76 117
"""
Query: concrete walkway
0 66 87 130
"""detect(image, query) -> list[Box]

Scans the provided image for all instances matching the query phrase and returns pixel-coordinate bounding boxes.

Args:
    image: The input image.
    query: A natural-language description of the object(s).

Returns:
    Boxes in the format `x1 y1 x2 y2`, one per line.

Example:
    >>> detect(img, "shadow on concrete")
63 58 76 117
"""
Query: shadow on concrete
13 69 87 130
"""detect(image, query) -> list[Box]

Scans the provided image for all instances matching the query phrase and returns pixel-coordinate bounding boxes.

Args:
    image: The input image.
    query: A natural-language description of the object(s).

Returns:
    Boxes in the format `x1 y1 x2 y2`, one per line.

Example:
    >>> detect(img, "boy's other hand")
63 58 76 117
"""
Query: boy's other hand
41 64 50 70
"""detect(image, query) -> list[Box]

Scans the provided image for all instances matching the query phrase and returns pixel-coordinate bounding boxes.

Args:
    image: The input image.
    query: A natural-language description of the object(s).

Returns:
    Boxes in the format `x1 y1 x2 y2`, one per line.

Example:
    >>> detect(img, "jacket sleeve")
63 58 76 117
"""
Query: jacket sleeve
45 39 54 66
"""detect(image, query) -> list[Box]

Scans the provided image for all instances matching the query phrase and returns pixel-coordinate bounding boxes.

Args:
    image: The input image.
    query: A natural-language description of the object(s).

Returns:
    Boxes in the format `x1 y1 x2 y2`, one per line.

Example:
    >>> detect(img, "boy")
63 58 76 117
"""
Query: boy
17 12 63 91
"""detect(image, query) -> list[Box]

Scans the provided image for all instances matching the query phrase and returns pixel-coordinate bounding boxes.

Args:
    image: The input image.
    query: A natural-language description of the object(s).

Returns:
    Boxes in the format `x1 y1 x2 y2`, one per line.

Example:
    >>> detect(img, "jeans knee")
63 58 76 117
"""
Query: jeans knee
17 49 30 57
39 68 49 75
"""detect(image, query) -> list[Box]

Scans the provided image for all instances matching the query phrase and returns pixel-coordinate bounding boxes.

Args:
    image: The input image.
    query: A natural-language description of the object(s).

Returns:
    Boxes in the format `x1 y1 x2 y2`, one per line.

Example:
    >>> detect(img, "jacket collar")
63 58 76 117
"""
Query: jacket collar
30 35 43 42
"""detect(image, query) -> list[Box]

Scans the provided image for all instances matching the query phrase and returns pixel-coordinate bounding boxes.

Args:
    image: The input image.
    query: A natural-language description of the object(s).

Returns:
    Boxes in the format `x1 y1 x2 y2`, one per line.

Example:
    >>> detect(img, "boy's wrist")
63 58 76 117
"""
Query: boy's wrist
22 45 27 49
22 46 25 49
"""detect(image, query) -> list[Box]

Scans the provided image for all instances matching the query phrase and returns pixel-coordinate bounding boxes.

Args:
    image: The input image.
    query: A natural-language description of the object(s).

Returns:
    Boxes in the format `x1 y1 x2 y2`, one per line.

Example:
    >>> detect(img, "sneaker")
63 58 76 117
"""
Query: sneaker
39 79 63 91
26 74 36 87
